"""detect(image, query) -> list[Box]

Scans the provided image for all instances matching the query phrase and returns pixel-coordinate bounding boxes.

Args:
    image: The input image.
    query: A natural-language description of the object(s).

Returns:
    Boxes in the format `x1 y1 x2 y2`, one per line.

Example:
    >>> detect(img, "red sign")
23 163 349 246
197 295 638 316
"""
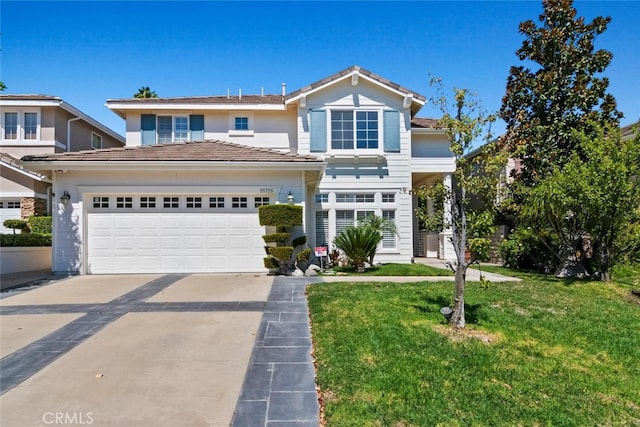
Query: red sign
314 246 328 257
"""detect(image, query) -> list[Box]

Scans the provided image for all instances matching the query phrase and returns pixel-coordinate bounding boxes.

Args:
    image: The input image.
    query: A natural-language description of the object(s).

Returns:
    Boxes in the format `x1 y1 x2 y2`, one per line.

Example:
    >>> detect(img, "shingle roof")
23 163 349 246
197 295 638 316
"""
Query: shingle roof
621 121 638 140
411 117 442 129
21 140 323 163
0 94 61 101
106 95 285 105
286 65 427 103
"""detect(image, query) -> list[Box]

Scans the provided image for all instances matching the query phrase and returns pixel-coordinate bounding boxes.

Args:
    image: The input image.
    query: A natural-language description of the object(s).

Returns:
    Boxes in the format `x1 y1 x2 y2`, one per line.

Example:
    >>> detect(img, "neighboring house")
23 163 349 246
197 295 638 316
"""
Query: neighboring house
0 95 125 232
21 66 456 274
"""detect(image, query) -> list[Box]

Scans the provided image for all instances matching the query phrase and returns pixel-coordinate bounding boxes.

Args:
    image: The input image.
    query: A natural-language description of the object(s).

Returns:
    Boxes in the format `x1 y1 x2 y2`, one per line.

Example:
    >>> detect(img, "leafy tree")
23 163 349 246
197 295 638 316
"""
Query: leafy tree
133 86 158 99
500 0 622 187
522 122 640 281
0 81 6 91
415 79 502 328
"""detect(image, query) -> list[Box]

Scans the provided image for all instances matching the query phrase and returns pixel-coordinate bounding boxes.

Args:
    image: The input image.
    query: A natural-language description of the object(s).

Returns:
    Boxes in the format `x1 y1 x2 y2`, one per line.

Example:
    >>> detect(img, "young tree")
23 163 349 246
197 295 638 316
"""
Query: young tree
416 80 502 328
133 86 158 99
500 0 622 186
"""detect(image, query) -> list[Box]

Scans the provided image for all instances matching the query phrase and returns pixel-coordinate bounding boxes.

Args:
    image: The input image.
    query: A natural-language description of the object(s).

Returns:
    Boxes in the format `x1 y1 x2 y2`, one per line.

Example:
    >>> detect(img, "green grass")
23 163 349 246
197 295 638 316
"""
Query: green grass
328 262 453 276
308 273 640 426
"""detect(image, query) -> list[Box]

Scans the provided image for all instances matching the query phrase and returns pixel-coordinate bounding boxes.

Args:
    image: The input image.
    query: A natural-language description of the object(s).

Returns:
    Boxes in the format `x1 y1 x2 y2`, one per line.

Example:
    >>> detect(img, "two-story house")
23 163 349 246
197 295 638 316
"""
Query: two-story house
21 66 455 274
0 95 125 232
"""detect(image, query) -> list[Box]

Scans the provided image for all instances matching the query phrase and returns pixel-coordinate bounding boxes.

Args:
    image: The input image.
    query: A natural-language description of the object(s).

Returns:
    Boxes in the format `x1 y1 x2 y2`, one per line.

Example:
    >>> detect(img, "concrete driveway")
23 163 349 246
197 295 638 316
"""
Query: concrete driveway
0 273 300 426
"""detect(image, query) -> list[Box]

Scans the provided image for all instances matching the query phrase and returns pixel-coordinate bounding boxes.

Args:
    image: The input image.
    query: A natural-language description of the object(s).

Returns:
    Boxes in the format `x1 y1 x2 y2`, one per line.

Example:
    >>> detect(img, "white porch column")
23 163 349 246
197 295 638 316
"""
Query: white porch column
439 173 456 260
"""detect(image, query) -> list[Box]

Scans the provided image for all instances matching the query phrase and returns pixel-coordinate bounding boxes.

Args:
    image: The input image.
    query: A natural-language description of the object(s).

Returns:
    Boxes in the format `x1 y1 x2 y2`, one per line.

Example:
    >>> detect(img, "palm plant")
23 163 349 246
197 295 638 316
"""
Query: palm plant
358 215 397 265
133 86 158 98
333 225 382 272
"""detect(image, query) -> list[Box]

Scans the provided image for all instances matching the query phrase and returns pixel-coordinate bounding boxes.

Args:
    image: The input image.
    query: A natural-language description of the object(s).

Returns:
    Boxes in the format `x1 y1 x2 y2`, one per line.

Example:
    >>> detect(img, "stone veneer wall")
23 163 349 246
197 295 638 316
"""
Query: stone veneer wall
21 197 47 220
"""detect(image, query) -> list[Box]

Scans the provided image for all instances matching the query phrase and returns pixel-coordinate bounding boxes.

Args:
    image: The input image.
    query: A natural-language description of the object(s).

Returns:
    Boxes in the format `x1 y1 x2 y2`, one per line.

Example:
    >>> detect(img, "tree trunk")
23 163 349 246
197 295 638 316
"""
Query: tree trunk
555 238 587 279
451 265 466 329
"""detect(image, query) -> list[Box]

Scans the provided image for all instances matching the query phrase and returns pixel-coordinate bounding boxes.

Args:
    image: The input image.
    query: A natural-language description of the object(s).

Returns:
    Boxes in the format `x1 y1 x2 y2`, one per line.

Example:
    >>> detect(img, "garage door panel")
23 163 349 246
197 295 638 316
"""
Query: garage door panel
88 209 266 273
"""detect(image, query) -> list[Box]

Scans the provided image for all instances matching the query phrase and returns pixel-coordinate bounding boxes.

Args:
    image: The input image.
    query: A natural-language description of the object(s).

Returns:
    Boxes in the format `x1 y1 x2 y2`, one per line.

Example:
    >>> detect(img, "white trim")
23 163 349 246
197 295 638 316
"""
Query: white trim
1 108 41 142
0 140 66 149
286 72 426 107
0 161 52 182
0 191 48 198
91 132 103 149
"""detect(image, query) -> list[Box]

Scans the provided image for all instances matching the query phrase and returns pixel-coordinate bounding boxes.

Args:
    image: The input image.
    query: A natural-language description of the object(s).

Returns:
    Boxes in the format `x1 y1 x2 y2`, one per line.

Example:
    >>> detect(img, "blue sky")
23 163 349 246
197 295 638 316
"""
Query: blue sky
1 1 638 137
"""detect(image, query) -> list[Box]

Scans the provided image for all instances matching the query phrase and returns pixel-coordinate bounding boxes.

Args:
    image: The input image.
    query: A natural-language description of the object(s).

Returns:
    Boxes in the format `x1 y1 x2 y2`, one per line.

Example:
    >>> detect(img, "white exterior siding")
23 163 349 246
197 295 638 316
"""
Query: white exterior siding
296 79 417 263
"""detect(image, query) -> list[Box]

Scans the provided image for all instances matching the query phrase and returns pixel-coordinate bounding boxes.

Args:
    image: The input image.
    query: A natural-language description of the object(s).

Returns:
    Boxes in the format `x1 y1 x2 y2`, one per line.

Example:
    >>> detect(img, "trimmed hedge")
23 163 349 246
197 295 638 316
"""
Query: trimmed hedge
3 219 28 232
0 233 52 247
263 257 280 269
258 204 303 227
29 216 52 234
296 248 312 262
292 235 307 247
263 232 291 245
268 246 294 260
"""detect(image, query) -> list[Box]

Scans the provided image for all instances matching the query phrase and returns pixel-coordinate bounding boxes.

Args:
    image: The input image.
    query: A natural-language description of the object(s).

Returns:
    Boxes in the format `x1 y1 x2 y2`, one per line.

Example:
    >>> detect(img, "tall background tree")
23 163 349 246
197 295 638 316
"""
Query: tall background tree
500 0 622 187
415 79 502 328
0 81 6 91
497 0 635 279
133 86 158 98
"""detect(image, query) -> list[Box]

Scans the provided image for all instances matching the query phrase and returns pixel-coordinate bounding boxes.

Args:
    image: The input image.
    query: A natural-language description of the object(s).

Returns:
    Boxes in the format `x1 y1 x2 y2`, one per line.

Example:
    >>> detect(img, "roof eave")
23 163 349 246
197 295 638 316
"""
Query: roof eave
20 160 326 172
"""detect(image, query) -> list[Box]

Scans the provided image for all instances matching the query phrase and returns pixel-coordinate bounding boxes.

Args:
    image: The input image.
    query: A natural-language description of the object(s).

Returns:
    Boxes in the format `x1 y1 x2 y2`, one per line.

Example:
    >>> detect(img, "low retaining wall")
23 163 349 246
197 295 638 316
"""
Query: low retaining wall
0 246 52 274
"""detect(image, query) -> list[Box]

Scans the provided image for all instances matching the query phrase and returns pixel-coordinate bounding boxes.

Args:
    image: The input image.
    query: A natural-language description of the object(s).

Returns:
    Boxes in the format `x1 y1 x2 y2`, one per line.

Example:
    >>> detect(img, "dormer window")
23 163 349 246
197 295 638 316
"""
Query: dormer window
331 110 378 150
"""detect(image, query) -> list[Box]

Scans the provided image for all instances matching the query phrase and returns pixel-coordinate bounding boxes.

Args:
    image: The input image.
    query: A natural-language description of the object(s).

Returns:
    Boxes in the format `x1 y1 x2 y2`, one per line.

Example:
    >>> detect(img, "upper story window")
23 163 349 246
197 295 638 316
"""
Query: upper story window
2 110 40 141
331 110 378 150
4 113 17 140
235 117 249 130
91 133 102 149
336 193 374 203
141 114 203 145
157 116 189 143
24 113 37 140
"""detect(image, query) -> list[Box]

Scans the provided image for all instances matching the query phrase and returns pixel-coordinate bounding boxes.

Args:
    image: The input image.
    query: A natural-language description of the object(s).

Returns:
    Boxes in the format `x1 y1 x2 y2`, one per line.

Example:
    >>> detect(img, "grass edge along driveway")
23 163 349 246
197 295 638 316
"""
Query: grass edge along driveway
307 274 640 426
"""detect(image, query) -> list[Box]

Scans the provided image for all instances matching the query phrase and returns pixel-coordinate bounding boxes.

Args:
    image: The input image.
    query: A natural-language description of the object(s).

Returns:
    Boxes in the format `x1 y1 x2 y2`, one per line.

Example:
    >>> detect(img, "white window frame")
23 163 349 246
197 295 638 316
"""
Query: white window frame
157 115 190 143
228 112 254 137
91 132 102 149
329 109 381 153
209 196 225 208
1 108 40 142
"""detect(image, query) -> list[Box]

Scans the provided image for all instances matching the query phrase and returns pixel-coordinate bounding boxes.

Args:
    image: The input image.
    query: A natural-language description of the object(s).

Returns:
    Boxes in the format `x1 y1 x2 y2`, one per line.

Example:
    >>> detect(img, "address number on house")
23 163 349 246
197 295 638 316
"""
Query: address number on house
259 188 274 193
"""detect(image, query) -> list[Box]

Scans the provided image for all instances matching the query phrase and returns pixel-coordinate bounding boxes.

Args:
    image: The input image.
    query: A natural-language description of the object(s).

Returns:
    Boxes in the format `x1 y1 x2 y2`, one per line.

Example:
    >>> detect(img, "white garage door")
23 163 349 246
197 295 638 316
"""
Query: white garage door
87 195 267 274
0 200 22 233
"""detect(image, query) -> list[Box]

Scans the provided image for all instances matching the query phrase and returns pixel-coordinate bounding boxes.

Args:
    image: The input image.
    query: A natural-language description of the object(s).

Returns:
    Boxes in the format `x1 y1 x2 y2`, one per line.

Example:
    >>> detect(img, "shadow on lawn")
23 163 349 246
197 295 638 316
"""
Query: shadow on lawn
414 295 486 324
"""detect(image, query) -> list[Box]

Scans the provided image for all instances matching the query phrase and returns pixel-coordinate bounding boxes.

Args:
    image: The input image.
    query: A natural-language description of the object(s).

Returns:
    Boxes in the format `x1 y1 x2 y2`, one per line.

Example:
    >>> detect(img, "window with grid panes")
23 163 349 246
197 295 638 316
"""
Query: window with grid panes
232 197 247 208
209 197 224 208
140 197 156 208
186 197 202 208
93 197 109 208
163 197 179 208
254 197 270 207
116 197 132 208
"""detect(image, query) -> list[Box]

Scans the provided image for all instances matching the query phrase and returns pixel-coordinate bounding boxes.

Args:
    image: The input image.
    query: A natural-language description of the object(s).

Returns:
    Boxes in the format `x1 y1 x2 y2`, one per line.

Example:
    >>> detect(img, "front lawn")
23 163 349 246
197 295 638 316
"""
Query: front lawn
307 274 640 426
328 262 453 276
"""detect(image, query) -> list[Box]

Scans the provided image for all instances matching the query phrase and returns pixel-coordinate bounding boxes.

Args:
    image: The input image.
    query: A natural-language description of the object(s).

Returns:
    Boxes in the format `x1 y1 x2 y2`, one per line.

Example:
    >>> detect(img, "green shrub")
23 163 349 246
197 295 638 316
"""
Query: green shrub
334 226 382 272
499 226 558 273
263 257 280 269
3 219 28 234
262 232 291 245
0 233 52 247
258 204 303 227
268 246 294 261
296 248 312 262
28 216 52 234
292 235 307 247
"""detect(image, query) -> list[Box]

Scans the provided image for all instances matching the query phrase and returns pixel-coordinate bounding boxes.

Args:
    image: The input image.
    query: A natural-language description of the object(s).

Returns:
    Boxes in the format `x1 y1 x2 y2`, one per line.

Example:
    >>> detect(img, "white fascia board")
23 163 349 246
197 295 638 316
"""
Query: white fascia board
77 185 286 195
106 103 287 113
0 99 61 108
58 101 125 144
21 160 326 173
286 73 426 107
1 161 52 182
